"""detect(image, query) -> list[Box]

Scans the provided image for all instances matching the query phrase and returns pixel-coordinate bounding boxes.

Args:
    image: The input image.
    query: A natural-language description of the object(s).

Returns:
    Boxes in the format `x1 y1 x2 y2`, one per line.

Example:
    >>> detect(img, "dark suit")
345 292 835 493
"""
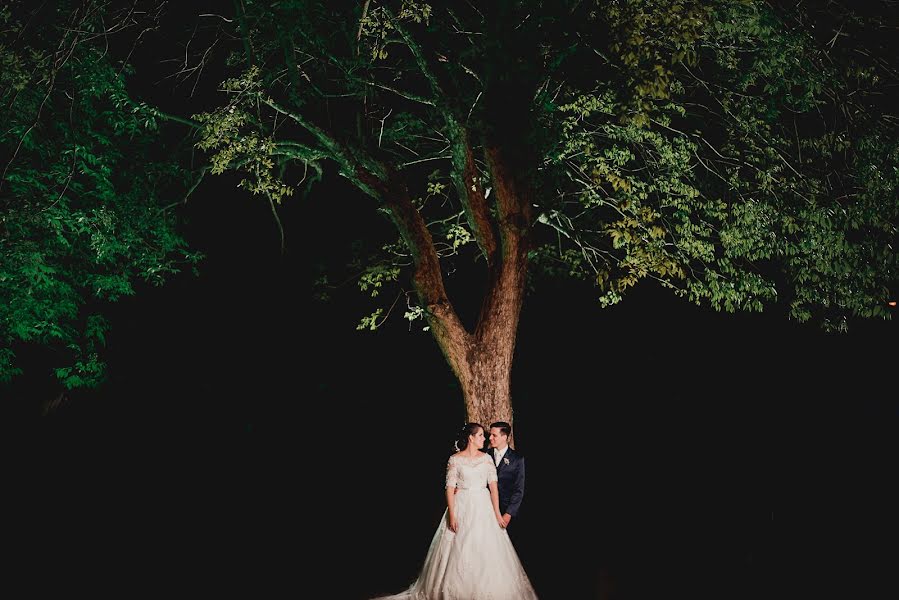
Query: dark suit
488 447 525 518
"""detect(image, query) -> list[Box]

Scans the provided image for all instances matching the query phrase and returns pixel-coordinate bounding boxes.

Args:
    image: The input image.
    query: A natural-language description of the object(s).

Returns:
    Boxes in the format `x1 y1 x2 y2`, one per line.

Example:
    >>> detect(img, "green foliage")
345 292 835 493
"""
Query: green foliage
192 64 326 206
547 0 897 328
191 0 895 333
360 0 432 60
403 304 427 330
0 2 199 386
604 0 710 125
4 0 885 394
358 264 401 297
357 308 385 331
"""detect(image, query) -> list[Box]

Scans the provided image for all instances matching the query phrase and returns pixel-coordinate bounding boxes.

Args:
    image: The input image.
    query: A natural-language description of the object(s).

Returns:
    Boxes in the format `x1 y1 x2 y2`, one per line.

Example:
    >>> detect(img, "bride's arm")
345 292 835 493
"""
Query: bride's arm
445 456 459 532
446 486 458 532
488 481 505 528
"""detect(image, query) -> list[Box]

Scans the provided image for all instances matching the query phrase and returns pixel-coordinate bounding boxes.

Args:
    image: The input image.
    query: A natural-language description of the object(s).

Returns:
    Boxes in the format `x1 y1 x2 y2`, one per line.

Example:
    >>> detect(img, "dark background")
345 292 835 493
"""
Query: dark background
5 5 898 594
10 170 897 599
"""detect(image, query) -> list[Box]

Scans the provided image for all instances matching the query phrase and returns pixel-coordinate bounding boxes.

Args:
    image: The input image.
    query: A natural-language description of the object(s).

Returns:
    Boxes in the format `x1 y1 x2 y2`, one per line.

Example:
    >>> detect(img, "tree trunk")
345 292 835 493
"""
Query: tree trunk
424 143 530 448
461 340 515 446
383 122 531 448
429 318 519 447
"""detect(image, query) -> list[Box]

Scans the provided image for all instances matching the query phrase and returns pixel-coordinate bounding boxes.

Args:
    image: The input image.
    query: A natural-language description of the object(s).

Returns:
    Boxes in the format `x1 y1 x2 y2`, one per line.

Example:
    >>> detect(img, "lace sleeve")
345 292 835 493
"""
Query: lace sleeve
445 456 458 488
486 455 498 483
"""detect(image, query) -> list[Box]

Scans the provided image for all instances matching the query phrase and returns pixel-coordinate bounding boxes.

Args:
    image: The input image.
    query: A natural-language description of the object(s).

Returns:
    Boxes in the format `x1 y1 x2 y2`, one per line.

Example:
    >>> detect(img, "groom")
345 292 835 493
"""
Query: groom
486 421 525 535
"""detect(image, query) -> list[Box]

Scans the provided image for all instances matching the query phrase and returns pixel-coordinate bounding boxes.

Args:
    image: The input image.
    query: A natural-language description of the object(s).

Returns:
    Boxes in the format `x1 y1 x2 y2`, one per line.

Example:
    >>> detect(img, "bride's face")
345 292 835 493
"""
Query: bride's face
470 428 485 448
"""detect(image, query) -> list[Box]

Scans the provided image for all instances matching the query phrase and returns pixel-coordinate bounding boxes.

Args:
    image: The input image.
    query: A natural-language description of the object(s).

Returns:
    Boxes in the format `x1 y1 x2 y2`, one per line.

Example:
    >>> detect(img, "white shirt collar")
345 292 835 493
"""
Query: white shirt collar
494 446 508 460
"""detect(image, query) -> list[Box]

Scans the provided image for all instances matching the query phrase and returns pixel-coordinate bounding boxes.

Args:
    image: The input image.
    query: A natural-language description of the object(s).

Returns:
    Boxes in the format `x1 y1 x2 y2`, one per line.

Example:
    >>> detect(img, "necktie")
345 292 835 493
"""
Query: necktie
495 451 502 467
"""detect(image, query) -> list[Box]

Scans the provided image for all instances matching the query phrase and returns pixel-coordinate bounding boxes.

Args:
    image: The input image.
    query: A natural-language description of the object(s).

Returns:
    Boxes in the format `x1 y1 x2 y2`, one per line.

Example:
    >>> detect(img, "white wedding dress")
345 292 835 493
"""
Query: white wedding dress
374 452 539 600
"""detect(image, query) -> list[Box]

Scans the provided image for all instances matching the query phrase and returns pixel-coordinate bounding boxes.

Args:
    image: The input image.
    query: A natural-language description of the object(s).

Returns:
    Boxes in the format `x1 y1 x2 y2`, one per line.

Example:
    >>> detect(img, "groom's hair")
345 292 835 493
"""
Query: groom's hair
489 421 511 437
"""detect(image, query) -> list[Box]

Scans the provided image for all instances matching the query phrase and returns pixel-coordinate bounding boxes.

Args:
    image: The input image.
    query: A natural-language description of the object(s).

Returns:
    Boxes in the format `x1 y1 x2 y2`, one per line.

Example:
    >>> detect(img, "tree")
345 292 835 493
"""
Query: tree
0 1 199 390
4 1 895 427
187 0 897 432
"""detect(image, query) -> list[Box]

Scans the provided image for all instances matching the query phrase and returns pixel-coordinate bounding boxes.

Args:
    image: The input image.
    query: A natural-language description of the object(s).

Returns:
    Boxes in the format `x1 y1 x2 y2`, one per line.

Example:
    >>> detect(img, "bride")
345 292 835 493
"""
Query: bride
374 422 539 600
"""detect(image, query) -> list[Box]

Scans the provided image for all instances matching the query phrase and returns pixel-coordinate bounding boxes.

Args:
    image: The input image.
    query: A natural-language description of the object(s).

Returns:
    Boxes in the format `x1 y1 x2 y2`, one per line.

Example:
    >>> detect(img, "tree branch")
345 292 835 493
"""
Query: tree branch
150 108 202 129
393 16 444 101
262 96 386 196
446 116 498 265
485 143 532 254
362 79 436 106
357 168 469 345
232 0 256 67
474 144 533 342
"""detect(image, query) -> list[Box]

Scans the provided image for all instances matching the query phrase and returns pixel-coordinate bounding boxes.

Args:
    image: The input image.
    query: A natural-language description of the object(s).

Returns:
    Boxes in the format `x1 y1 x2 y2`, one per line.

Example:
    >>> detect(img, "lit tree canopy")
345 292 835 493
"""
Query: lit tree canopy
2 1 896 425
188 0 897 425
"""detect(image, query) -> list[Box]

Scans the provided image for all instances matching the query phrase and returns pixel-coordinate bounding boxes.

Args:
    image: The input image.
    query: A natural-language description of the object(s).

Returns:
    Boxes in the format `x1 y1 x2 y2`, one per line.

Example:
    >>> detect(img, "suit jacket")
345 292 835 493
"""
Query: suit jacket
488 447 525 517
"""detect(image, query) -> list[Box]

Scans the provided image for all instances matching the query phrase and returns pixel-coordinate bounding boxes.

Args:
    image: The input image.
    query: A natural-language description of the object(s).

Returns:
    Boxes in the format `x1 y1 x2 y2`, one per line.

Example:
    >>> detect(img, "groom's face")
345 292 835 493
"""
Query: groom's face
488 428 508 450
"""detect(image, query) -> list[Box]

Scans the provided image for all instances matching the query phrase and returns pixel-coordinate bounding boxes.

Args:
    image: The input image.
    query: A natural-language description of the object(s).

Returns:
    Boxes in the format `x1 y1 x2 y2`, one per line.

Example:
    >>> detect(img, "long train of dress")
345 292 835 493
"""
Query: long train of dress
373 453 538 600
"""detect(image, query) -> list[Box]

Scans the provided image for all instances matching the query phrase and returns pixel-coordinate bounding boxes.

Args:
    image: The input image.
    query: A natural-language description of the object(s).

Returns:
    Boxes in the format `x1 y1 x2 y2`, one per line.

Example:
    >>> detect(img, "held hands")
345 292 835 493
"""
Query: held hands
501 513 512 528
495 513 506 529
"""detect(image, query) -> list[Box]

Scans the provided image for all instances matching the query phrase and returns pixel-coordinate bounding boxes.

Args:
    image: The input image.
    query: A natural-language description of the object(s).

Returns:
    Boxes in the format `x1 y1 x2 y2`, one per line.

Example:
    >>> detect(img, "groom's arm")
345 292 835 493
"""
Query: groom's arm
505 457 525 517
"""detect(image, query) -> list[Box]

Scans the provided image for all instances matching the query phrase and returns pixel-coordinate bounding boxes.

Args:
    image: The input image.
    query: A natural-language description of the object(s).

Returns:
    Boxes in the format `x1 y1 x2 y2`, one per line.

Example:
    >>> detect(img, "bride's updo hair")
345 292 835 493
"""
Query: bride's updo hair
454 422 484 452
